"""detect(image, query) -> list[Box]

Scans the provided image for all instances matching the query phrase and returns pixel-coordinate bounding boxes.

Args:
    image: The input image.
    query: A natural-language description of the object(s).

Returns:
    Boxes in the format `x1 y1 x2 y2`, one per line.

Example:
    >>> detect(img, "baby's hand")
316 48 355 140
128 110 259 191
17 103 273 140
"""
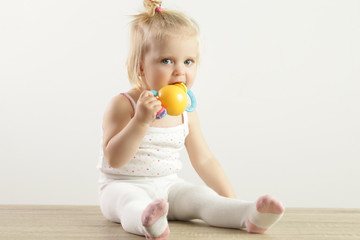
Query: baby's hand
134 90 162 126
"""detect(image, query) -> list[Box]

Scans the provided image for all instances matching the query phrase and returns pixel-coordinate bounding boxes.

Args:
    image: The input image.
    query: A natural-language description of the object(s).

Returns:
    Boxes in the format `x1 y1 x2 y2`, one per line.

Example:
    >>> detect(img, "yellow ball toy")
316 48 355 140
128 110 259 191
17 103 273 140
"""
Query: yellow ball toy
157 83 188 116
151 83 197 119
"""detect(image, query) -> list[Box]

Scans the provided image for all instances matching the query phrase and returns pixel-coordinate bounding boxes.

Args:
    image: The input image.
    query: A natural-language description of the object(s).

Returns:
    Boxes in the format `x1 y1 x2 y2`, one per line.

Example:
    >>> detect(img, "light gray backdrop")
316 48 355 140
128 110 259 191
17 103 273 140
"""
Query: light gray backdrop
0 0 359 207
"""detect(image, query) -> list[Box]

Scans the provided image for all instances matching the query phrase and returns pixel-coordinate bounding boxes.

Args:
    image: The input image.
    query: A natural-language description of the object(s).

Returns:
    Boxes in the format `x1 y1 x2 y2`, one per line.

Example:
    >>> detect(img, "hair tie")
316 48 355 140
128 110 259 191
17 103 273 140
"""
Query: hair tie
150 0 162 13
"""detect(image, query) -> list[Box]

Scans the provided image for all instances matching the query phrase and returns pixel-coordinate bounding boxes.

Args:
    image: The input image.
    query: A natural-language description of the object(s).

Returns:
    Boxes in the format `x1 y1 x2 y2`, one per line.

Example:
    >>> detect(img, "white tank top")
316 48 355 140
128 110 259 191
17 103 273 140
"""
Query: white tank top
97 93 189 177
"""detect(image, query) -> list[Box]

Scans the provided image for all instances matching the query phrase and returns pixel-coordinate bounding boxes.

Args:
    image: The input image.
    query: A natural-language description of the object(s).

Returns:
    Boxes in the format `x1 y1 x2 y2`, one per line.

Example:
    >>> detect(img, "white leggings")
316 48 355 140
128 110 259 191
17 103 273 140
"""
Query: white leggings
99 174 254 236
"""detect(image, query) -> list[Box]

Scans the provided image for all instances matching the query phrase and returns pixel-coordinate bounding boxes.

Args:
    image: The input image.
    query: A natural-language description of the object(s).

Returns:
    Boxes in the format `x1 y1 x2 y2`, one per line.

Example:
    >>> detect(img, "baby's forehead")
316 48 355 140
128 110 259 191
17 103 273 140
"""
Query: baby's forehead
147 35 199 55
149 32 198 46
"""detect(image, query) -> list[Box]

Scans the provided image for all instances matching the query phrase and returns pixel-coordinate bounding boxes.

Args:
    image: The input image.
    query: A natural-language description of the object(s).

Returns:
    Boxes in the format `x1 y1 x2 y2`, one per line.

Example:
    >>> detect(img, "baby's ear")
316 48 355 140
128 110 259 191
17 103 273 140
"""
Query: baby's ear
138 61 145 76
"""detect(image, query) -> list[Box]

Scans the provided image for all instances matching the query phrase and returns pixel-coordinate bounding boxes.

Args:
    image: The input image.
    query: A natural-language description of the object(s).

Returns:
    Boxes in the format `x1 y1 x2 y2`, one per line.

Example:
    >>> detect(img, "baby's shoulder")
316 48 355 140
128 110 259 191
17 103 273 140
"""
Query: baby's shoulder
104 92 134 120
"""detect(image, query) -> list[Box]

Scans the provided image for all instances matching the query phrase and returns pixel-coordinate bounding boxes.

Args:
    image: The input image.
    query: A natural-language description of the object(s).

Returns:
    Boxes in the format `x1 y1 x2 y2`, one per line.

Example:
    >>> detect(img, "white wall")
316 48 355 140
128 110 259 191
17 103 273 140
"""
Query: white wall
0 0 359 208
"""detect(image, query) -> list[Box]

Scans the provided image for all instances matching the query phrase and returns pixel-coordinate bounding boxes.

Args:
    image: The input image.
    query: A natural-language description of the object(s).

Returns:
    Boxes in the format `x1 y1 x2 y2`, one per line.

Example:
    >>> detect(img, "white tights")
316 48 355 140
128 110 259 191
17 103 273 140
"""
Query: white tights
99 174 260 236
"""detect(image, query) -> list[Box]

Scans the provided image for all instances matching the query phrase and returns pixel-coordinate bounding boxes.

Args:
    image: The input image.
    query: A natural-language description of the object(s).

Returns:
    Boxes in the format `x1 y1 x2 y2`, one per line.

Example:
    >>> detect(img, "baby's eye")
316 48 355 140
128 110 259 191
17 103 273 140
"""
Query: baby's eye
161 59 172 64
184 59 194 65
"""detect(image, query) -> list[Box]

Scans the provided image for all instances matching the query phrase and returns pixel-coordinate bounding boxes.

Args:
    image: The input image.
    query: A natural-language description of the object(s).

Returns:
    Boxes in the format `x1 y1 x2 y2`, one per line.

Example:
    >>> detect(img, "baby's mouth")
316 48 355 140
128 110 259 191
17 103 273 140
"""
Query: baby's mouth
171 82 186 86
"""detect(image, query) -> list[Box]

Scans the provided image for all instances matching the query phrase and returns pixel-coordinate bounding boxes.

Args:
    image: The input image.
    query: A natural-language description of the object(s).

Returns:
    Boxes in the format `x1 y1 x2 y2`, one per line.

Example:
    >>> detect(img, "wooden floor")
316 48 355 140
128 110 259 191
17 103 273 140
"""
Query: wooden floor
1 205 360 240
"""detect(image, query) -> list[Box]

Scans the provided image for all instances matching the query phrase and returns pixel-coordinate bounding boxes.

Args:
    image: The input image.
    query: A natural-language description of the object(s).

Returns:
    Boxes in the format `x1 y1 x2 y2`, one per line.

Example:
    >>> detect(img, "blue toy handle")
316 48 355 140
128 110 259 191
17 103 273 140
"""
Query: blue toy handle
185 87 197 112
150 90 158 96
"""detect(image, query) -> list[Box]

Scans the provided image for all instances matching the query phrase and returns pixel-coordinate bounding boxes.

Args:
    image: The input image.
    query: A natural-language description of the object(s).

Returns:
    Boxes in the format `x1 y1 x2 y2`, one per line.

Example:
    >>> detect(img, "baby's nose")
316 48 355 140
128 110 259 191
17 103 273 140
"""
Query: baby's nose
173 64 185 76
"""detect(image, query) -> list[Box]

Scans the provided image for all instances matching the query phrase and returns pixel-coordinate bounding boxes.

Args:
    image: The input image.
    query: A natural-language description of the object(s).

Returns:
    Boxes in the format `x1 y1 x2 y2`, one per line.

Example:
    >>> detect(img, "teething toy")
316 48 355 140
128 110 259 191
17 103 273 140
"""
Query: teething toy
150 83 197 119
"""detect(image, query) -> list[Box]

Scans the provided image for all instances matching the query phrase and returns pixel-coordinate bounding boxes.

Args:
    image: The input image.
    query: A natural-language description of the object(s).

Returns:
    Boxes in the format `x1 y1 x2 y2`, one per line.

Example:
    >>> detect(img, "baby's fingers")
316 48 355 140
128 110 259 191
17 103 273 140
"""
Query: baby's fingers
139 91 157 103
139 90 154 100
152 100 163 112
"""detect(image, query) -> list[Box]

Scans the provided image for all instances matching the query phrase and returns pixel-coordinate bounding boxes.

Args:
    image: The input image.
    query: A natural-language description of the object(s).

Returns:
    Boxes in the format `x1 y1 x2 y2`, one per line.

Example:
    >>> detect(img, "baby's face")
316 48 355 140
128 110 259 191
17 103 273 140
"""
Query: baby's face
141 35 198 91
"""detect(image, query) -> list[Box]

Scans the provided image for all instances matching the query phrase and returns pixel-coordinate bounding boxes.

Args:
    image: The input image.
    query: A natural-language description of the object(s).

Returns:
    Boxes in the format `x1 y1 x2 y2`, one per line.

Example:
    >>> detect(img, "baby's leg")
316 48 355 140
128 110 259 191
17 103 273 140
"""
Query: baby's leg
168 182 251 228
99 182 169 239
167 181 284 233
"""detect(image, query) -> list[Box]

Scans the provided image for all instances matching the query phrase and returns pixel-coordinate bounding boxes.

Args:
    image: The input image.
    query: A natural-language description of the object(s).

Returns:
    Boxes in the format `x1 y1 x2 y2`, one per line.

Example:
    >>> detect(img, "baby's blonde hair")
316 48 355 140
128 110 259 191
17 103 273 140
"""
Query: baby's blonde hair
126 0 200 89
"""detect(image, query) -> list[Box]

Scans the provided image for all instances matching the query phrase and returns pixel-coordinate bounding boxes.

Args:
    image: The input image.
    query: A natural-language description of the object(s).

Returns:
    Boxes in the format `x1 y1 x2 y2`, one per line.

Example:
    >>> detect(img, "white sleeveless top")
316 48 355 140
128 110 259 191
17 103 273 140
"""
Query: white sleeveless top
97 93 189 178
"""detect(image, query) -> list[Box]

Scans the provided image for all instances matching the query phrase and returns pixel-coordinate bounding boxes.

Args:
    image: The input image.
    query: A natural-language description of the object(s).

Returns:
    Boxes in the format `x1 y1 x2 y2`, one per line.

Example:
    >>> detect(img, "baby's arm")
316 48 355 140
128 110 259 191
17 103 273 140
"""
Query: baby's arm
103 91 162 168
185 111 237 198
